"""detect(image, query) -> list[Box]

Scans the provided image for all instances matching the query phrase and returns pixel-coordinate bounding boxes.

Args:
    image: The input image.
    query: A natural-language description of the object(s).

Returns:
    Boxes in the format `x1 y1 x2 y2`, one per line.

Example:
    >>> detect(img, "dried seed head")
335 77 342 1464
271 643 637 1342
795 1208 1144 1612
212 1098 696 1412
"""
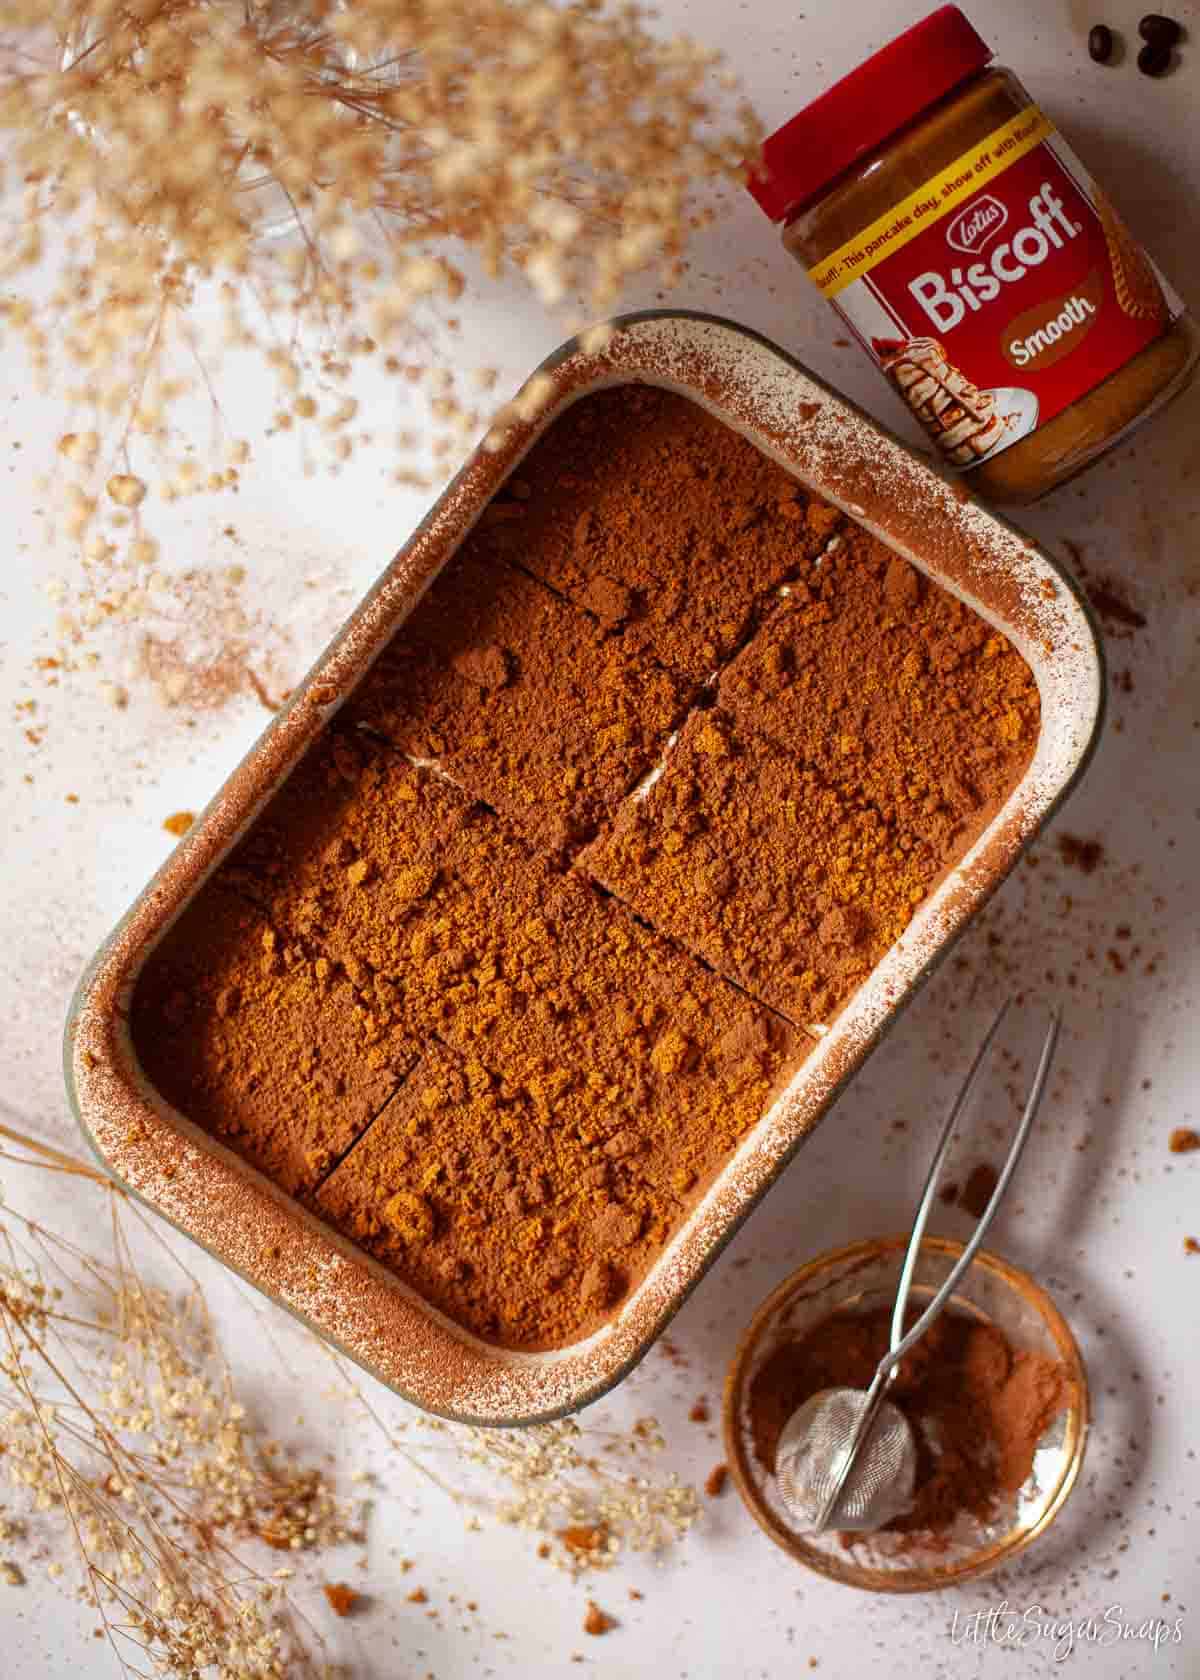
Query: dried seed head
1 0 756 708
106 473 146 507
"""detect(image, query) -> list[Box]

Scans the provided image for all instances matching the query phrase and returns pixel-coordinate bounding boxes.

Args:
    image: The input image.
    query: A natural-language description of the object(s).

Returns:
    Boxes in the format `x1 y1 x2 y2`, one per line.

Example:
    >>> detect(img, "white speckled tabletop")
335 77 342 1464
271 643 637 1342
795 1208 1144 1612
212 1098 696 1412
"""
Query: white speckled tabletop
4 2 1198 1674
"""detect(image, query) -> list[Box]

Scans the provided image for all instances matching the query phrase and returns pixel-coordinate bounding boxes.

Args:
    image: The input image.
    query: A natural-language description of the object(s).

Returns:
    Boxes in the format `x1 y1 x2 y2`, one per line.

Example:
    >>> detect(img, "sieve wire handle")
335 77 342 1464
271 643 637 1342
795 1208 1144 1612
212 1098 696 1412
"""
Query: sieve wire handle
812 1003 1016 1533
883 1002 1061 1375
886 998 1011 1357
811 1002 1061 1534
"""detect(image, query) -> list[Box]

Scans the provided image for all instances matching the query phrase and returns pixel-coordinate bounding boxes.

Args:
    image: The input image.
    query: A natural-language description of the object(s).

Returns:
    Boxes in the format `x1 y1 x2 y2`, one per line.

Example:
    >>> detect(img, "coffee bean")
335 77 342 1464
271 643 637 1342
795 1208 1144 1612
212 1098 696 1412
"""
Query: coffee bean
1137 39 1174 74
1088 24 1116 63
1139 14 1183 48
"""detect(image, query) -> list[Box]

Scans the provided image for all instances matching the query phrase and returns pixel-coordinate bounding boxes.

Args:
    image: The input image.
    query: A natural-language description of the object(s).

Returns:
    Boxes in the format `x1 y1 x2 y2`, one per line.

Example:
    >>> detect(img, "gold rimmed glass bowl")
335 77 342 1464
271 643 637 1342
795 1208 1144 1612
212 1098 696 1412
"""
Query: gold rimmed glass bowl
722 1236 1089 1592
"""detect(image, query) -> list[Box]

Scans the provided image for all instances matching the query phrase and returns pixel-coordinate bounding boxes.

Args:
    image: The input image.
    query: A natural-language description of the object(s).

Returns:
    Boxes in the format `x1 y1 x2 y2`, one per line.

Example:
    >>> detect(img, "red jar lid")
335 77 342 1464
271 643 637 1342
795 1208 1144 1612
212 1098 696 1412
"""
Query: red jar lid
746 6 994 224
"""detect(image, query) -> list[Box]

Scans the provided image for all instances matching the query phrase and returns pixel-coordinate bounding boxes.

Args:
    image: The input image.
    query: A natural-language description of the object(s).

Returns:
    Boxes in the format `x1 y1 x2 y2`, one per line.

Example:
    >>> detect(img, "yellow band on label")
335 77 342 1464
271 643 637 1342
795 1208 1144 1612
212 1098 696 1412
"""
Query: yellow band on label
808 106 1057 299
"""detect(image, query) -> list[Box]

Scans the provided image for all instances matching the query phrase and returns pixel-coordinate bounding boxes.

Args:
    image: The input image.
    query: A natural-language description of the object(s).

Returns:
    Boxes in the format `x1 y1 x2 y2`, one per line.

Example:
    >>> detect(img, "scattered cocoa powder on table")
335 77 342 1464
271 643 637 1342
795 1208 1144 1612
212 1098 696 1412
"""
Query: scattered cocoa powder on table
959 1162 1000 1219
1060 539 1147 637
1057 833 1106 875
1084 580 1147 633
558 1525 609 1565
749 1307 1070 1542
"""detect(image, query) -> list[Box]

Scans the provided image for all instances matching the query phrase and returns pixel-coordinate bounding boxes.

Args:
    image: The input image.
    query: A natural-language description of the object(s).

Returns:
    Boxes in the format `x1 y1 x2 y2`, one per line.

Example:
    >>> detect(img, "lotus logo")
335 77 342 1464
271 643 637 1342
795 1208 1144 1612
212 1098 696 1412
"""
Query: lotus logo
946 195 1008 256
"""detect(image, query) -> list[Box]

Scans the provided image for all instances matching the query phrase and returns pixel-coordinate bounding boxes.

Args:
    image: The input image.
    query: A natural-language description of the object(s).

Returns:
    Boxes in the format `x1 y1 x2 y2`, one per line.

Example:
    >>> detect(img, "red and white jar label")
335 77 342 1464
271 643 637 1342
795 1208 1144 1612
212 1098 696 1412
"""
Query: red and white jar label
808 106 1183 469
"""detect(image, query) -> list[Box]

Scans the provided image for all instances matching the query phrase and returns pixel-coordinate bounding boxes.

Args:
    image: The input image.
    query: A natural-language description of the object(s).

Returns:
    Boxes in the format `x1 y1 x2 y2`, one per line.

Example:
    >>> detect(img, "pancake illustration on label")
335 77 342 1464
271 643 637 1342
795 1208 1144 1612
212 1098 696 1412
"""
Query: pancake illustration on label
871 335 1032 467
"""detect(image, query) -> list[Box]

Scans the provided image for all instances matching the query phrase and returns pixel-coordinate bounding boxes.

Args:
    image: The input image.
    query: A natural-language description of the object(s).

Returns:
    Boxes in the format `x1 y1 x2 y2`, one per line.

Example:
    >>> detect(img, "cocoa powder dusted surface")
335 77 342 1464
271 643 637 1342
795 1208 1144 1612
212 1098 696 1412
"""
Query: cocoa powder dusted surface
749 1307 1070 1542
314 1040 676 1348
579 709 945 1026
717 523 1040 833
138 726 800 1347
130 380 1041 1351
476 384 843 682
216 729 464 963
132 891 416 1196
218 726 799 1178
580 525 1039 1028
344 545 692 853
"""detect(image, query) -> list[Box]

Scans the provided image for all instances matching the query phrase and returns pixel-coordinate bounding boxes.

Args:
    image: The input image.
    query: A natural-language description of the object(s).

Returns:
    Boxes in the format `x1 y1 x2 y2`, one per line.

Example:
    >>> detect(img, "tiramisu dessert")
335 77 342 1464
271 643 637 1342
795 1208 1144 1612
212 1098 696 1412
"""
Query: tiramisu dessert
131 384 1040 1350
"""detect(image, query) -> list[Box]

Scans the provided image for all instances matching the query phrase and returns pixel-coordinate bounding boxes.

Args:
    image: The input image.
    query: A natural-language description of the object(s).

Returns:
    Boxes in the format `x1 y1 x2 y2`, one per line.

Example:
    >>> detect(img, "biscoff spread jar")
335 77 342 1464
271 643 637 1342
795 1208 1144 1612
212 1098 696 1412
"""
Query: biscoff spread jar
747 5 1198 504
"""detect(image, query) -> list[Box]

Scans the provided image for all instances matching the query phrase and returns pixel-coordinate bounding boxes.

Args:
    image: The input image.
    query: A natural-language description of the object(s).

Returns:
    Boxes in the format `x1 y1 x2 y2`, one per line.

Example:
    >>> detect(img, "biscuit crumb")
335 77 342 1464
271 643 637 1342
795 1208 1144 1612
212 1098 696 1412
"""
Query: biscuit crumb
559 1524 608 1563
704 1464 729 1498
584 1602 616 1636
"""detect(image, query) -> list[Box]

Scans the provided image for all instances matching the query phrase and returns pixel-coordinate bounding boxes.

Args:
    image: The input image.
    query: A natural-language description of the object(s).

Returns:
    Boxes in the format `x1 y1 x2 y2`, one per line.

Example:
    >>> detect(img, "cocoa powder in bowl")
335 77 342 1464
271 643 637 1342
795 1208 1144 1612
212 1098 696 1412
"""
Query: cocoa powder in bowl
749 1306 1071 1544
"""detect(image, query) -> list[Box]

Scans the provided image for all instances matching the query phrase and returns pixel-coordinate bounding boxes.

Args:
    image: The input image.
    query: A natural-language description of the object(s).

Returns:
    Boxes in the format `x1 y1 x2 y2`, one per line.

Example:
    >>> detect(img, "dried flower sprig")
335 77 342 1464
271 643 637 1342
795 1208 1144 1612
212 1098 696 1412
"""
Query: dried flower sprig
324 1344 701 1574
0 1129 359 1676
0 0 756 708
0 1123 702 1671
466 1414 701 1571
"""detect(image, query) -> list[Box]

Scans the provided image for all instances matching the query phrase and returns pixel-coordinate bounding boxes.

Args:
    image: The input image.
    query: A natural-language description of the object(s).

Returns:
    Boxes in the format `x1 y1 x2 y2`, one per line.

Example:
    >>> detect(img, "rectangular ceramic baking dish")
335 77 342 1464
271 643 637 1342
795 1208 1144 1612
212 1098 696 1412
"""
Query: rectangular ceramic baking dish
66 311 1104 1427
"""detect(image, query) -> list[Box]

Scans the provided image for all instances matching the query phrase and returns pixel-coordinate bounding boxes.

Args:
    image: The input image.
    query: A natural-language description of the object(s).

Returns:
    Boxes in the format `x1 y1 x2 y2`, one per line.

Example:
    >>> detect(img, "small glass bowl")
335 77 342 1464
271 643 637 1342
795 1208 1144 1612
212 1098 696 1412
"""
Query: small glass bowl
722 1236 1089 1592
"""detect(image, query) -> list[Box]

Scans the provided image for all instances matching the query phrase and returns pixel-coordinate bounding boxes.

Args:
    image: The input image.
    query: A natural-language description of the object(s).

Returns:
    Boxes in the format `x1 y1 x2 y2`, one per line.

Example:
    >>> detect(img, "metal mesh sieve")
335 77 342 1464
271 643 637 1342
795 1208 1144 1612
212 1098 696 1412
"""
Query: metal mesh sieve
767 1002 1060 1537
775 1386 917 1532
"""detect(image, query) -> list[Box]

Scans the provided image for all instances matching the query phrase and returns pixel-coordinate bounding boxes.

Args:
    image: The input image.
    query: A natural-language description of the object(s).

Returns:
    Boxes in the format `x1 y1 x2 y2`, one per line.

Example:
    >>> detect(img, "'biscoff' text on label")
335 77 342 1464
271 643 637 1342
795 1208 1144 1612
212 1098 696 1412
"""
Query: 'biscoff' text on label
907 185 1080 333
